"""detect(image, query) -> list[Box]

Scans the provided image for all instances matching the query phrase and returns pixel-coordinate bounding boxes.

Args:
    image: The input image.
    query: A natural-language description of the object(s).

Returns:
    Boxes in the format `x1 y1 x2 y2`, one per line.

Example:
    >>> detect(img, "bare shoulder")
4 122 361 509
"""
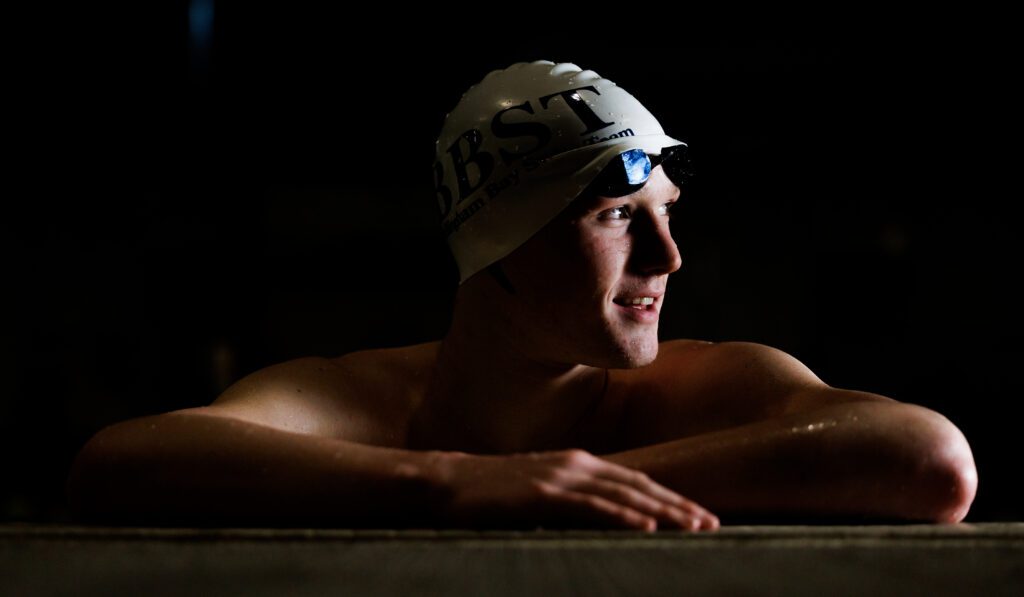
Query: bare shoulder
659 339 828 394
615 339 832 446
169 341 440 445
331 340 440 397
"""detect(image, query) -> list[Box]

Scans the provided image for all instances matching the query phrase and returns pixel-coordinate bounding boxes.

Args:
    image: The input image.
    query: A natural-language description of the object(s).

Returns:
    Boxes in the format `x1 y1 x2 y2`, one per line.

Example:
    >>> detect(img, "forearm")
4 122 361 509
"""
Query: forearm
66 412 451 527
603 401 977 523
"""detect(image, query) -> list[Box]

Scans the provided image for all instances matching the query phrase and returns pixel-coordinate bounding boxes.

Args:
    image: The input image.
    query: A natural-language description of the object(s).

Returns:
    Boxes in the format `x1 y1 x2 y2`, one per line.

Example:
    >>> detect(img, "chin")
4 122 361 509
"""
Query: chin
603 331 661 369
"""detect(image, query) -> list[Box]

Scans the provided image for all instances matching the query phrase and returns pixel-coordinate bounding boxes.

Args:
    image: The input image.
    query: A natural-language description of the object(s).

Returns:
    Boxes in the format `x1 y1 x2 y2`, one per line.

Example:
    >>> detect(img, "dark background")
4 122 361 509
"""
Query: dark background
4 7 1020 523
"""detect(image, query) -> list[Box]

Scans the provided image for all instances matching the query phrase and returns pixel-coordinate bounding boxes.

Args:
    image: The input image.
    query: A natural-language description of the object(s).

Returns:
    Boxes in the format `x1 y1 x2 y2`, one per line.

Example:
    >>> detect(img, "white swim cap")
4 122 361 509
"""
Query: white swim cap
433 60 686 285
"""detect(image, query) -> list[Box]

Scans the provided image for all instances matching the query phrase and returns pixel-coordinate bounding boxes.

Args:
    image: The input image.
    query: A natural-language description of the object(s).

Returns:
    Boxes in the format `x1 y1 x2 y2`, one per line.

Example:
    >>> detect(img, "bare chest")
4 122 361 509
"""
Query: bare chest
401 375 631 456
349 340 729 456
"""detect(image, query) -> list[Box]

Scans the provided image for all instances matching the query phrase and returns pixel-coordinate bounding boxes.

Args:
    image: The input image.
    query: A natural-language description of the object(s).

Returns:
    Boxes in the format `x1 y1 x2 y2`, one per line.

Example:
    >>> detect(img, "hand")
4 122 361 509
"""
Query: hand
433 448 719 532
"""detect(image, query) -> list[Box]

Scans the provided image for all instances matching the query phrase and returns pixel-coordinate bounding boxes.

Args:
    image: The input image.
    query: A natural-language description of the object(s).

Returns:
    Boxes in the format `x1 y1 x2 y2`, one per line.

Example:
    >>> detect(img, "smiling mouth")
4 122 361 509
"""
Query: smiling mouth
612 297 657 311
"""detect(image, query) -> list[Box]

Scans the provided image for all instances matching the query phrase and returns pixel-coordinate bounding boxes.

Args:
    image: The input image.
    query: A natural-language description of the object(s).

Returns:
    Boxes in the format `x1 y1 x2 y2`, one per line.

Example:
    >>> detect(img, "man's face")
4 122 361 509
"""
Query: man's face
498 165 683 369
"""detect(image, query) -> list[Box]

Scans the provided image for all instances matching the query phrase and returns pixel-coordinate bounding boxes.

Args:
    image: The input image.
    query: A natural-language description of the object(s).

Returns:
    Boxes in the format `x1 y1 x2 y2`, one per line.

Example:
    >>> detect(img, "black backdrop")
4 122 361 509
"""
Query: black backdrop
4 7 1020 522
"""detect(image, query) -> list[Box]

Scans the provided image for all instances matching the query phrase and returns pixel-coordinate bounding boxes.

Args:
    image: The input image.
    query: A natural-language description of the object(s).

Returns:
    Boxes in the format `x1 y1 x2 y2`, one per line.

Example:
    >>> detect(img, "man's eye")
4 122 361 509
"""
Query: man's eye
599 202 677 221
601 206 629 220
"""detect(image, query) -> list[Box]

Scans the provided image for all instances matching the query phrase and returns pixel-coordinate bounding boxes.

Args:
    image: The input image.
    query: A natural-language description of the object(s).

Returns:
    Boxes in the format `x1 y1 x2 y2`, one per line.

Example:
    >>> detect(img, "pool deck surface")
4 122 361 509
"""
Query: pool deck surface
4 523 1022 595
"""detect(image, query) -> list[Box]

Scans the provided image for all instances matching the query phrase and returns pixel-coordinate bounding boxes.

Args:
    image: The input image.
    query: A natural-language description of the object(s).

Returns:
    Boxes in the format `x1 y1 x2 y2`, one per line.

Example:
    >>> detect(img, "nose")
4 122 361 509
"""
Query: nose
628 208 683 276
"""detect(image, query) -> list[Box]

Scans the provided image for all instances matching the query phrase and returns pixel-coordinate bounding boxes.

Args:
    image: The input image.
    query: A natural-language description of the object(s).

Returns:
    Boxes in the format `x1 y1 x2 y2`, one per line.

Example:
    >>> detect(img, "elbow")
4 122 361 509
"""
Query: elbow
899 407 978 524
65 435 103 522
925 437 978 524
65 422 142 523
65 428 118 522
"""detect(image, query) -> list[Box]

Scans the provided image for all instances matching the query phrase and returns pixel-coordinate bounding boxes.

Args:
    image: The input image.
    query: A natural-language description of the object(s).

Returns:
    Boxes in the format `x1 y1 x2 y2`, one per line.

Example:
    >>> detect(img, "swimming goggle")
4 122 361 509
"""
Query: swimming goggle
582 143 694 199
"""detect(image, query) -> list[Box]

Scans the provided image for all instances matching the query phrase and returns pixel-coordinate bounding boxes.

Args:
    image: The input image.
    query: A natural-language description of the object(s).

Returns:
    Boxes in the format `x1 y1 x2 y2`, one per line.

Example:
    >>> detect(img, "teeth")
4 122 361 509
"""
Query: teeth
625 297 655 306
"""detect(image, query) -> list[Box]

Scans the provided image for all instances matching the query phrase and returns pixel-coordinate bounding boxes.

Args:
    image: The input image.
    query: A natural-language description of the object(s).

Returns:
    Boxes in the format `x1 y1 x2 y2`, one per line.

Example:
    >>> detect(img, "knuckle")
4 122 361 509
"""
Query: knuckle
562 448 592 465
633 470 652 483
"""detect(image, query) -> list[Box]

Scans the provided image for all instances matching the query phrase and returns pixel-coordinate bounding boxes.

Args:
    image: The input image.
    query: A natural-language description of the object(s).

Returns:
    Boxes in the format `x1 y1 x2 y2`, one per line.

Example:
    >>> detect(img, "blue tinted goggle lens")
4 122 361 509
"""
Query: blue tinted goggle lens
621 148 652 185
585 144 693 198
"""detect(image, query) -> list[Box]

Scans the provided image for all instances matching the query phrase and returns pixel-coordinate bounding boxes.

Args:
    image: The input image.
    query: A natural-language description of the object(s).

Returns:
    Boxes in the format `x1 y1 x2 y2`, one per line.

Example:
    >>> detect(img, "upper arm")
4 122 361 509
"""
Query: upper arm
701 340 830 417
169 356 373 440
622 340 898 445
705 341 898 416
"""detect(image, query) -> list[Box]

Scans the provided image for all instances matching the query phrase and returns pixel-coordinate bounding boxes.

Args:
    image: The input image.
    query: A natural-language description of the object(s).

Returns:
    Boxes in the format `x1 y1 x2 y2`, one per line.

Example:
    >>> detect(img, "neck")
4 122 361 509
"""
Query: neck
423 281 608 454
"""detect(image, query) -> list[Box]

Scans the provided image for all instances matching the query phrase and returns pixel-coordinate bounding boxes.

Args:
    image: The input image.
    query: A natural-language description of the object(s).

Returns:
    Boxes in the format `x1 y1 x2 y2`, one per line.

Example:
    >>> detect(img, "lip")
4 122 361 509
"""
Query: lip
612 296 661 323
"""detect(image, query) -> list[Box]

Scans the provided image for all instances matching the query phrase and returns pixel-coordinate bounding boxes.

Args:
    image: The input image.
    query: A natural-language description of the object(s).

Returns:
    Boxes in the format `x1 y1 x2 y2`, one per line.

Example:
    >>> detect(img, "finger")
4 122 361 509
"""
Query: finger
535 481 658 532
561 473 705 531
590 463 718 523
567 453 718 527
588 462 696 509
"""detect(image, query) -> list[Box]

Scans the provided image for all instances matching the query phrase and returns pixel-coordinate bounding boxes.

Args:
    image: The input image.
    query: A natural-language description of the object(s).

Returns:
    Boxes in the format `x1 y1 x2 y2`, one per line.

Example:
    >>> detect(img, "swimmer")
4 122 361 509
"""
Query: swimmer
66 60 977 531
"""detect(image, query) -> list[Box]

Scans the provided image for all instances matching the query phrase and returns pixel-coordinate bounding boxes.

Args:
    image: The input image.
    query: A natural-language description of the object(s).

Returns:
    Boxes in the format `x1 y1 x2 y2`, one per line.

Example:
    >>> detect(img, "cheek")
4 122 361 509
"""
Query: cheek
583 237 628 273
519 223 626 291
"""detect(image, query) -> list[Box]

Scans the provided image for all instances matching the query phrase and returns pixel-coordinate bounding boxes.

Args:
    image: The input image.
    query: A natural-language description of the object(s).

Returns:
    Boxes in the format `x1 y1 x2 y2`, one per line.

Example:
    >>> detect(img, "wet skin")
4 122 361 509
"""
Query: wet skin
69 167 977 530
